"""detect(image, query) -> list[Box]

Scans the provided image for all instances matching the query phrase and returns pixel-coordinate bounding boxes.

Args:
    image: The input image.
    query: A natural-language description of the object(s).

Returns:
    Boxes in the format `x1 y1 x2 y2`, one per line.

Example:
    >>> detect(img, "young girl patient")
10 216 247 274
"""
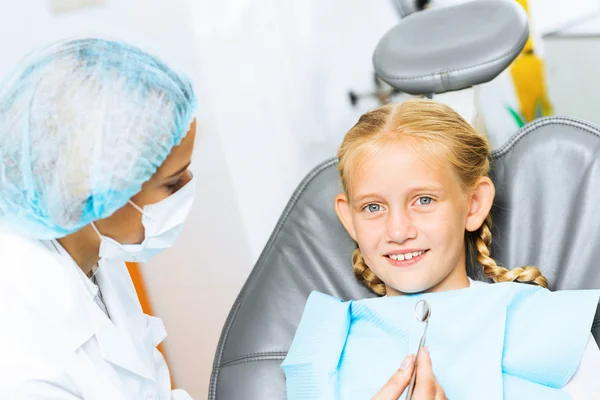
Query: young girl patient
281 99 600 399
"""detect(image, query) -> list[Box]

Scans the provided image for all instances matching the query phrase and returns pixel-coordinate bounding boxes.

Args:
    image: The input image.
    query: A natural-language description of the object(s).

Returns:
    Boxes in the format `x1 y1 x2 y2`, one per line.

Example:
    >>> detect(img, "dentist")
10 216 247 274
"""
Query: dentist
0 37 197 400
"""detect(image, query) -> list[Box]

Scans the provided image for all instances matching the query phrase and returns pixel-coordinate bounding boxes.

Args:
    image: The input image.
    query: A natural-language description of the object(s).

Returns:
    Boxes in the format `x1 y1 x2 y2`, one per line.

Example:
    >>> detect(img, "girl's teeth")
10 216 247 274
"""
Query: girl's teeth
390 251 425 261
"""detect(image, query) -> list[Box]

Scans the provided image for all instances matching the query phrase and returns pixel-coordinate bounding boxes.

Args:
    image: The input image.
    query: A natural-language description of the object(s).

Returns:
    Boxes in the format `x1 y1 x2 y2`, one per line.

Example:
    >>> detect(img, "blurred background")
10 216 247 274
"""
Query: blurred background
1 0 600 397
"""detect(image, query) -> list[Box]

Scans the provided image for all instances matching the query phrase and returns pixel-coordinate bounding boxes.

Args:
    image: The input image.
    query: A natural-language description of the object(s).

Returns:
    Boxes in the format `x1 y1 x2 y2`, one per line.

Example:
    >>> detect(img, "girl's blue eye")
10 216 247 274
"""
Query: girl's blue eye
416 196 433 206
365 204 381 213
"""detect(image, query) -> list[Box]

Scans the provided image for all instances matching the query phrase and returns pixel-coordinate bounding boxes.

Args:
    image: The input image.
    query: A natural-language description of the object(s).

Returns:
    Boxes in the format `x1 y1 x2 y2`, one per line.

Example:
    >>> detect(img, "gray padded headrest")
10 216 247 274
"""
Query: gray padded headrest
374 0 529 94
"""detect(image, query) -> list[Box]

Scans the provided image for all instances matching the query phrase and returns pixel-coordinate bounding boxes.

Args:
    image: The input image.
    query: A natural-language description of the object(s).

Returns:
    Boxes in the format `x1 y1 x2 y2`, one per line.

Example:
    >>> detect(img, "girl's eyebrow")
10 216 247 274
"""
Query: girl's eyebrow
353 193 382 204
406 184 445 194
352 185 445 204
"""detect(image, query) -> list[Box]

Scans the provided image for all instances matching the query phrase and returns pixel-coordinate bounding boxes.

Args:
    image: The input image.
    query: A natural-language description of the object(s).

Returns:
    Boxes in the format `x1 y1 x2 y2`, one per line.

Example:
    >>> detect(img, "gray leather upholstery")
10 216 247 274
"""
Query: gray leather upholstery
209 117 600 399
374 0 529 94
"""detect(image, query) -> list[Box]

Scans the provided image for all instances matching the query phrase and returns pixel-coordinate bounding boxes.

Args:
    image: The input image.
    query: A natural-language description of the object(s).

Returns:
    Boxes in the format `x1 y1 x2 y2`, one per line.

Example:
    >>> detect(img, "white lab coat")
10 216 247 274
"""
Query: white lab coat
0 231 192 400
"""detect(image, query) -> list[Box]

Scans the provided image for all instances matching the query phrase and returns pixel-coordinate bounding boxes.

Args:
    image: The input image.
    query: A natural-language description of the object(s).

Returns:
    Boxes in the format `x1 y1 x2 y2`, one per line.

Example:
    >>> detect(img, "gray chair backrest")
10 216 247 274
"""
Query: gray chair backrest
209 117 600 399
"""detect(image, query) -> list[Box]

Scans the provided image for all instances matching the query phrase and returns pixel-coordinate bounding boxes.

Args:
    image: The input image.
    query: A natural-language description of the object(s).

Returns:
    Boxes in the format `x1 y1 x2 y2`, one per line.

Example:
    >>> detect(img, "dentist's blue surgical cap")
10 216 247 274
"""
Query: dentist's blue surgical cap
0 37 198 239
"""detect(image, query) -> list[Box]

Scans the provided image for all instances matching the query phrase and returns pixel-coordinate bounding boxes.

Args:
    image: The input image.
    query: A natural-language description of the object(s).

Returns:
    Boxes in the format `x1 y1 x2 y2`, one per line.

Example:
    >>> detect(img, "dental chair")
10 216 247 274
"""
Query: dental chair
209 1 600 398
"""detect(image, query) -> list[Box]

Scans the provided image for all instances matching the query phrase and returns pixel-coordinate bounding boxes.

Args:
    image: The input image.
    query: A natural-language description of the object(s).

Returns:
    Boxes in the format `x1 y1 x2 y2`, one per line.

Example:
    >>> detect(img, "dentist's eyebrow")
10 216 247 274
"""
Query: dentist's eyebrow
163 162 191 180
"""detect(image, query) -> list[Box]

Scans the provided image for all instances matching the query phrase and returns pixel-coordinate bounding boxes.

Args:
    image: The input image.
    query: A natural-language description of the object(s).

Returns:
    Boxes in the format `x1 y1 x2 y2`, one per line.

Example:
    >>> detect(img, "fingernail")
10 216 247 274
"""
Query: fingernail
424 346 430 355
400 355 413 370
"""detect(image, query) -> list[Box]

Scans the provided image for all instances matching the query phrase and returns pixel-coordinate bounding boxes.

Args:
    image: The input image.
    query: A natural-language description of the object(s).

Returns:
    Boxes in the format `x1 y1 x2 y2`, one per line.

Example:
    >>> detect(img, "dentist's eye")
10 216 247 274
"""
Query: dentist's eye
364 204 381 213
165 178 184 193
416 196 433 206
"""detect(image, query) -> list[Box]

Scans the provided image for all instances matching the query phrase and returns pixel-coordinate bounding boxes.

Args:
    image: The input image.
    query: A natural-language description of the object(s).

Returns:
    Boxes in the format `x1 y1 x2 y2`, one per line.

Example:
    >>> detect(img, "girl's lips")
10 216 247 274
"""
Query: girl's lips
386 249 429 268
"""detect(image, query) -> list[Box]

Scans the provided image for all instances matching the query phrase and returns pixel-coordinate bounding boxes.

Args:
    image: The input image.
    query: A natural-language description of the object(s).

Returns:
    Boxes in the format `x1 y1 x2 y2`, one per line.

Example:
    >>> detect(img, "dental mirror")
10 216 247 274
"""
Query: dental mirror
415 299 431 323
406 300 431 400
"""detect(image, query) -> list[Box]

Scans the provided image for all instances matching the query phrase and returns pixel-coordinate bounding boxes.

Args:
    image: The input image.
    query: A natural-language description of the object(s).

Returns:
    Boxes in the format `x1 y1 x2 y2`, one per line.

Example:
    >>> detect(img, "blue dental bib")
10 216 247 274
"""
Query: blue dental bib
282 282 599 399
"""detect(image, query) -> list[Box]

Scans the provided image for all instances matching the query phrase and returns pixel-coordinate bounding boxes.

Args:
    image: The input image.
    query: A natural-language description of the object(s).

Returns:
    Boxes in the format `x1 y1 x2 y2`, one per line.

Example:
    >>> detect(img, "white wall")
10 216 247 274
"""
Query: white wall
540 7 600 126
528 0 600 35
544 34 600 127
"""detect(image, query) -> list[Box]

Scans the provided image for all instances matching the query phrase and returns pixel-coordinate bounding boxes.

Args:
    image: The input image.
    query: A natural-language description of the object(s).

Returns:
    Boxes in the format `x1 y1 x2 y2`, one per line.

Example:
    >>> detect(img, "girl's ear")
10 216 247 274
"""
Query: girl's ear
335 193 357 241
465 177 495 232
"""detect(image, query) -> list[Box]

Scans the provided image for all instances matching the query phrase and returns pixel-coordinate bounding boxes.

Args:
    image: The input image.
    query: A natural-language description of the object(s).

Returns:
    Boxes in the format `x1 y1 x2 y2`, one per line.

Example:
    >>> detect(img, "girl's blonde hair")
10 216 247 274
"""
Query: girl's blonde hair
338 99 548 295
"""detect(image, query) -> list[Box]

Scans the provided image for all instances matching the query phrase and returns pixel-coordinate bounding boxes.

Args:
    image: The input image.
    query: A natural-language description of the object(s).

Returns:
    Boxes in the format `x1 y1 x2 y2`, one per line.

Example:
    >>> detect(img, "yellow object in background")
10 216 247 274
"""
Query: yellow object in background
508 0 553 126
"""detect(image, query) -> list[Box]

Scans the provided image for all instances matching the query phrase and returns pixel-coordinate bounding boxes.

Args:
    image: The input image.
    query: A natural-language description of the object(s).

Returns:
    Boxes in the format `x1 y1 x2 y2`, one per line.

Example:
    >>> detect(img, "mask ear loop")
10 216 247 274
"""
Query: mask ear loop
128 200 145 214
91 202 147 236
91 221 102 239
129 200 159 224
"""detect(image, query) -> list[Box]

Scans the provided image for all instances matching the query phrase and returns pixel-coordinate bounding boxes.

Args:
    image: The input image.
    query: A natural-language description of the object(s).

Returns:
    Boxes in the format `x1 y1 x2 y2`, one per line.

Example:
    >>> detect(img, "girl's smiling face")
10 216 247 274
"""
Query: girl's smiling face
335 140 494 295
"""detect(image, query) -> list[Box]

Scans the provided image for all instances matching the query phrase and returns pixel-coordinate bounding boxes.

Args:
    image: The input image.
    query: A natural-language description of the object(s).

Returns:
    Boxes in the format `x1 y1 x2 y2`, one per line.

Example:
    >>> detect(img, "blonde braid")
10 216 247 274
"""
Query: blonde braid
352 248 387 296
476 215 548 288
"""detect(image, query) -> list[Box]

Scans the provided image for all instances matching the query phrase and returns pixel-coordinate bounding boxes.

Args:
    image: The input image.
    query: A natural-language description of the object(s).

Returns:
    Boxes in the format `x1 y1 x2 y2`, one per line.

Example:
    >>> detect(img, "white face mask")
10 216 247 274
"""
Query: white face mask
92 175 196 263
